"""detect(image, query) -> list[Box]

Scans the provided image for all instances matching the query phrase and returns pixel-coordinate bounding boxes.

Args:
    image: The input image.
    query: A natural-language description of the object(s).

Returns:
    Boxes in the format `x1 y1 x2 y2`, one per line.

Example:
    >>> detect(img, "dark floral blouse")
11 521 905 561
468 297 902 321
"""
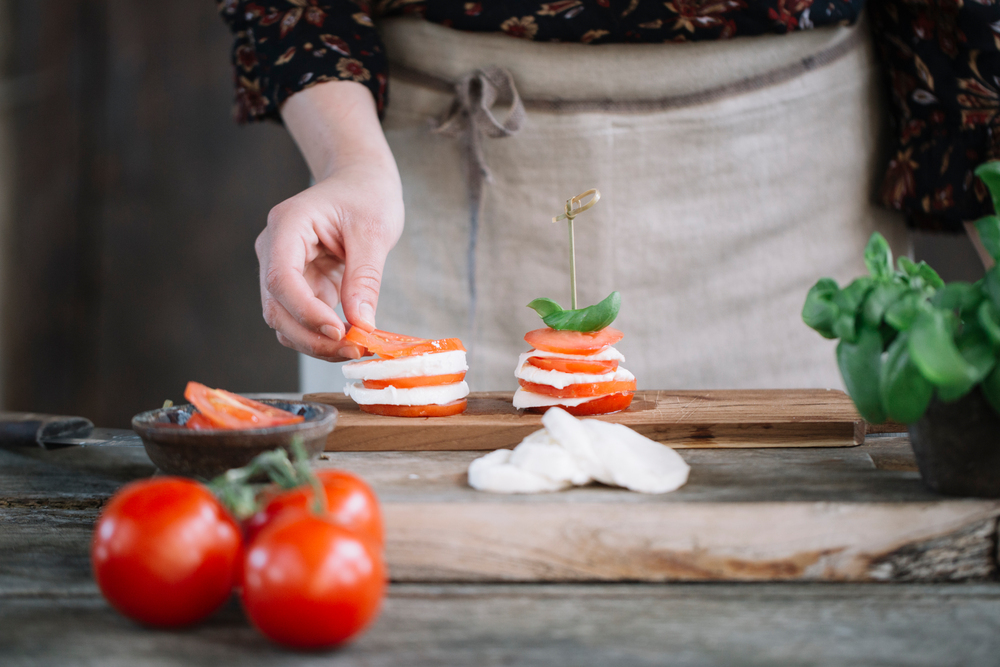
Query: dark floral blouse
217 0 1000 232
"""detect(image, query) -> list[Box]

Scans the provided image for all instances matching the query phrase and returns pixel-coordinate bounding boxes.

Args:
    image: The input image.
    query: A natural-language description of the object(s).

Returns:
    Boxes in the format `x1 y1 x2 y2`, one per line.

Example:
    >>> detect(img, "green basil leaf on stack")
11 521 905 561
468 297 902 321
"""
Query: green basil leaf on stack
527 291 620 333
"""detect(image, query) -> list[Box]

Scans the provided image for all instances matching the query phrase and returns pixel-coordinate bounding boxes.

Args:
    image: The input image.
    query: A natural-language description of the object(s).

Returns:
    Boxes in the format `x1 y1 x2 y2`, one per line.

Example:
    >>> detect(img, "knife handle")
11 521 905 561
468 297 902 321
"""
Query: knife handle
0 412 94 447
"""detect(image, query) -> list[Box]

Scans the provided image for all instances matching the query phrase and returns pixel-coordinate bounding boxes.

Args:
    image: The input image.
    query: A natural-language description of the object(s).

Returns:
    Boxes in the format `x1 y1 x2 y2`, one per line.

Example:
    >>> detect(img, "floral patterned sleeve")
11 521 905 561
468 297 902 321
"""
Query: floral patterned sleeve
216 0 388 123
870 0 1000 232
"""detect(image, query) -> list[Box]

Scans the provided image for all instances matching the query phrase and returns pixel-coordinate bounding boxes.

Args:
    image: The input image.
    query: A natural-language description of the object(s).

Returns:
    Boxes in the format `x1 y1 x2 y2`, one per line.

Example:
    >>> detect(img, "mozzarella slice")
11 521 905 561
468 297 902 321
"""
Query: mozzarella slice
467 407 689 495
512 388 601 409
345 381 469 406
342 350 468 380
526 346 626 362
516 353 634 389
468 449 572 493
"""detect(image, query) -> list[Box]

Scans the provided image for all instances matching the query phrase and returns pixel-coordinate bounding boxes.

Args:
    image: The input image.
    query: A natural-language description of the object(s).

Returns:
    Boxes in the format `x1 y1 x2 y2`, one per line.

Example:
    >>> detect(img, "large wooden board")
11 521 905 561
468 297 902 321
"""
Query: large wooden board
305 389 865 451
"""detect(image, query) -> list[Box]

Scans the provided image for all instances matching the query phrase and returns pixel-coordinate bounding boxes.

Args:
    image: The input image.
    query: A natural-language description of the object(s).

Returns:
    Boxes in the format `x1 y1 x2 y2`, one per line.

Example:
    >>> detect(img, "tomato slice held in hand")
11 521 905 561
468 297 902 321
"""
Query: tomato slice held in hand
524 327 624 355
526 356 618 374
361 372 466 389
91 477 243 628
345 328 465 359
525 392 635 416
244 469 384 548
184 382 304 430
241 513 387 649
518 378 637 399
359 399 468 418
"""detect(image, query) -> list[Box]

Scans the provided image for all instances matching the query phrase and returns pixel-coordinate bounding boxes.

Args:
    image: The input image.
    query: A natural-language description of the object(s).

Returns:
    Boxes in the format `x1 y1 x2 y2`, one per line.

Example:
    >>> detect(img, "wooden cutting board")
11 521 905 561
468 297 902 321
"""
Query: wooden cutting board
304 389 865 451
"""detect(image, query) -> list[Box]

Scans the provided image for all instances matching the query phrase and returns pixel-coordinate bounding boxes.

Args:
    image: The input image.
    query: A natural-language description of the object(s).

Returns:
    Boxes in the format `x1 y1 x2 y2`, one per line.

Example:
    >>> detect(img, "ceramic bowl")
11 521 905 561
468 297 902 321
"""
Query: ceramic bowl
131 399 338 479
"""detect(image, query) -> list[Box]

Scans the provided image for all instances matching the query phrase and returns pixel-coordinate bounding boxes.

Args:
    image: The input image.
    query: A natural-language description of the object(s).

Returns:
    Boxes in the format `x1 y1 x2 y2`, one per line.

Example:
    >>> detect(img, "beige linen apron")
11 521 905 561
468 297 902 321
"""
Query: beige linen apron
300 16 907 394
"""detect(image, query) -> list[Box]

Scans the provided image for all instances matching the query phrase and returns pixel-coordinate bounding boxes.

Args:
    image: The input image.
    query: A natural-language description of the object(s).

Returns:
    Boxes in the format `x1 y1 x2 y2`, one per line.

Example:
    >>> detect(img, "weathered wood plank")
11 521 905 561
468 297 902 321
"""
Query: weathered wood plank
307 389 866 451
3 584 1000 666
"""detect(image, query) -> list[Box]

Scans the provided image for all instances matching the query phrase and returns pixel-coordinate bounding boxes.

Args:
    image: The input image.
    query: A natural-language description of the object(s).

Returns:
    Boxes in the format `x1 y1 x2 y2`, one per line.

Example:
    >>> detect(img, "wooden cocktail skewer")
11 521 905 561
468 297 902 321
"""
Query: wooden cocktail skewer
552 189 600 310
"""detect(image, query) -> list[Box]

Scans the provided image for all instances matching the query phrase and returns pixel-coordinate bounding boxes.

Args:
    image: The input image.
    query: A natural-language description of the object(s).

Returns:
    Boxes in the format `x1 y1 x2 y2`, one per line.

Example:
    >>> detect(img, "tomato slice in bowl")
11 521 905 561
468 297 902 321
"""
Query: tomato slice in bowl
359 399 468 418
524 328 623 356
345 328 466 359
526 356 618 374
361 373 467 390
518 378 636 399
524 392 635 416
183 382 304 429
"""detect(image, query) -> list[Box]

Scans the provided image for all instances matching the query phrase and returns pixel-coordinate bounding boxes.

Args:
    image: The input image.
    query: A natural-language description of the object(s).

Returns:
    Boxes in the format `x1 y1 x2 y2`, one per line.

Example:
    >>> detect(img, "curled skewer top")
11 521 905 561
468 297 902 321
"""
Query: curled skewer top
553 189 600 223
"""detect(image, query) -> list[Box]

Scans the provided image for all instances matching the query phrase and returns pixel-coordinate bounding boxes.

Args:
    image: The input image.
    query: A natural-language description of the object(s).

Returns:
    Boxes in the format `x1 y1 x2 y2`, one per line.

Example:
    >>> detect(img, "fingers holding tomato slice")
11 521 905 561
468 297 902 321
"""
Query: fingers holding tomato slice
345 328 466 359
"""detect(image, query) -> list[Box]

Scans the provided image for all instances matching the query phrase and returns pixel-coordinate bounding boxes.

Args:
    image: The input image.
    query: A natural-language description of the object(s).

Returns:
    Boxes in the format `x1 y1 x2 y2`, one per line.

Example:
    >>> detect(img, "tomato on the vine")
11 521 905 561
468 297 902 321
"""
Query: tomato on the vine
244 469 384 548
91 477 242 628
242 513 387 649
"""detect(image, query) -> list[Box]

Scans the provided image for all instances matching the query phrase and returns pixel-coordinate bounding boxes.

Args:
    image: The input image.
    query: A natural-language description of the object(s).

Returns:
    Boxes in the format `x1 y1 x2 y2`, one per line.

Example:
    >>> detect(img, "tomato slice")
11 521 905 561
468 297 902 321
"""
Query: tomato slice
518 378 636 399
524 328 624 355
183 382 304 429
526 356 618 374
184 412 216 430
345 328 465 359
524 392 635 416
362 373 466 390
359 399 468 418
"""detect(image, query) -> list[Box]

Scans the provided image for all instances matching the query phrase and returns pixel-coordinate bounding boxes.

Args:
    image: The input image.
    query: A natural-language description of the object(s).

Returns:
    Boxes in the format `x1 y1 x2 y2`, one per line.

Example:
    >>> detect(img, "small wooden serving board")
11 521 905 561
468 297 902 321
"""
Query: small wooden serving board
304 389 865 451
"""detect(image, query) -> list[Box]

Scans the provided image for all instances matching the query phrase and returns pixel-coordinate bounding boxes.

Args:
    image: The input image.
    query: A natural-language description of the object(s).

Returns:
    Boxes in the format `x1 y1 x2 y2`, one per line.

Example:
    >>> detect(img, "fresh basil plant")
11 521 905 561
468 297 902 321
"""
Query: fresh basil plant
803 161 1000 424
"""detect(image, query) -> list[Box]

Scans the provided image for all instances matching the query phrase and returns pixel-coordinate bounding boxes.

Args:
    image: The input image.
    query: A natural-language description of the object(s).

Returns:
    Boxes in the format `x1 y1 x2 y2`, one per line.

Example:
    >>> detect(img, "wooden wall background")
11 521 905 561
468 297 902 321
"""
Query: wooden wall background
2 0 306 426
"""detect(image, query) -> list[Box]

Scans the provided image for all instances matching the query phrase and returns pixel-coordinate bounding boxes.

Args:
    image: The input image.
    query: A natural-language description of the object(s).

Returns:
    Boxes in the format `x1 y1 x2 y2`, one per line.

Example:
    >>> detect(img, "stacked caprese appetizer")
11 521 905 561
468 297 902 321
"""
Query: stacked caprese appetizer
341 328 469 417
513 325 635 415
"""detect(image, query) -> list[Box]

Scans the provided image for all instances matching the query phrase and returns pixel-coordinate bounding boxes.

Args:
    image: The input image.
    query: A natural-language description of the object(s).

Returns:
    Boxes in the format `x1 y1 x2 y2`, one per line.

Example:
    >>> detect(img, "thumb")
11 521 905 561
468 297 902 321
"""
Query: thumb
341 242 389 333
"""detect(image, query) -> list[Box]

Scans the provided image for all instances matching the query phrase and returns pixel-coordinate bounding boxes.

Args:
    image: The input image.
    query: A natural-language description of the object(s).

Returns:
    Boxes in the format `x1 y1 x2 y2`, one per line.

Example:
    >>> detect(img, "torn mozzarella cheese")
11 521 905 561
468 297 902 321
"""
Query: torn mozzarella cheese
342 350 467 380
515 353 634 389
344 381 469 406
468 407 689 494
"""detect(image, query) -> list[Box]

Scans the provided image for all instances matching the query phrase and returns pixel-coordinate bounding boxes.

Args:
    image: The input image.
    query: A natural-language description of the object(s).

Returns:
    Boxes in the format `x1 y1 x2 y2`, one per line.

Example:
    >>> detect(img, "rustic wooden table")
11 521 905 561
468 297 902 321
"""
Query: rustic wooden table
3 437 1000 665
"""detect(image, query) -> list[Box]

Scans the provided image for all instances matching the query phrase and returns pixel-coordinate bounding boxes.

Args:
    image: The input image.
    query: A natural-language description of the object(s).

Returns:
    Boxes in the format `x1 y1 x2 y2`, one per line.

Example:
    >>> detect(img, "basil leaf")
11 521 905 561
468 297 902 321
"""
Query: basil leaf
837 326 886 424
985 266 1000 310
974 161 1000 215
862 282 906 328
897 256 919 278
956 324 997 385
802 278 840 338
528 291 621 332
932 281 982 313
979 300 1000 347
885 292 922 331
832 277 874 343
864 232 893 279
974 215 1000 263
879 331 933 423
908 310 980 390
982 366 1000 416
916 262 944 290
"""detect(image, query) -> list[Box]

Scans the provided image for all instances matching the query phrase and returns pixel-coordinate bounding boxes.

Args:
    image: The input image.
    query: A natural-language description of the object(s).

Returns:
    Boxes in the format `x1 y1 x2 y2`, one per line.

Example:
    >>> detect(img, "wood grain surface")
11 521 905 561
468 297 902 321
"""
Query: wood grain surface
306 389 866 451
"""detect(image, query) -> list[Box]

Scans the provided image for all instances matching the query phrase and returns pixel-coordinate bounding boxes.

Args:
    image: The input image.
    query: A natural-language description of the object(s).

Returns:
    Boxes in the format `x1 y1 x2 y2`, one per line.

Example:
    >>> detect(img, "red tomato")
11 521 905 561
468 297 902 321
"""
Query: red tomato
184 382 304 430
526 356 618 374
361 372 466 390
359 399 468 418
184 412 216 430
91 477 242 628
244 469 384 548
241 513 387 649
518 378 636 398
525 392 635 416
524 328 623 355
345 328 465 359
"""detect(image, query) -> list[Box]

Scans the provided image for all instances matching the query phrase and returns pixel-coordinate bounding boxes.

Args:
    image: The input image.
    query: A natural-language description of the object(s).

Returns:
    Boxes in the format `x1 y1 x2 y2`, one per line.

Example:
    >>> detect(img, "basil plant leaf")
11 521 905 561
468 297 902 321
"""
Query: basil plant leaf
956 324 997 385
985 266 1000 310
897 256 919 278
974 160 1000 215
879 331 933 424
916 262 945 290
908 310 980 392
836 326 887 424
979 300 1000 347
831 277 874 343
802 278 840 338
864 232 893 279
862 282 906 328
974 215 1000 263
885 291 923 331
932 281 982 313
528 291 621 332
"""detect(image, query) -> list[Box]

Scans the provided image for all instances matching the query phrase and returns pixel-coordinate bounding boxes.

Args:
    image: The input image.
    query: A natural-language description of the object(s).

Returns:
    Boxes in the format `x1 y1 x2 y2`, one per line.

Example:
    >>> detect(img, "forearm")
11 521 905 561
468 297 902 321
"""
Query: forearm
280 81 398 183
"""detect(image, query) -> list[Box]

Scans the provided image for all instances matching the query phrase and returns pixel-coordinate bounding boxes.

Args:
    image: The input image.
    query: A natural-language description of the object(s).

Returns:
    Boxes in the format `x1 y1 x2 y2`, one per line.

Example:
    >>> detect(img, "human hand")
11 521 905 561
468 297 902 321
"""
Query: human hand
259 80 403 361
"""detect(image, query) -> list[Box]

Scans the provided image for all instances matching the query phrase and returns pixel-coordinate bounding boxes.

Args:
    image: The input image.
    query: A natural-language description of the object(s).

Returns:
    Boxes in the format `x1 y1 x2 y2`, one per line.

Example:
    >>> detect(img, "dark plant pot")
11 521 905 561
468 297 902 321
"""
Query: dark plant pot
907 387 1000 497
